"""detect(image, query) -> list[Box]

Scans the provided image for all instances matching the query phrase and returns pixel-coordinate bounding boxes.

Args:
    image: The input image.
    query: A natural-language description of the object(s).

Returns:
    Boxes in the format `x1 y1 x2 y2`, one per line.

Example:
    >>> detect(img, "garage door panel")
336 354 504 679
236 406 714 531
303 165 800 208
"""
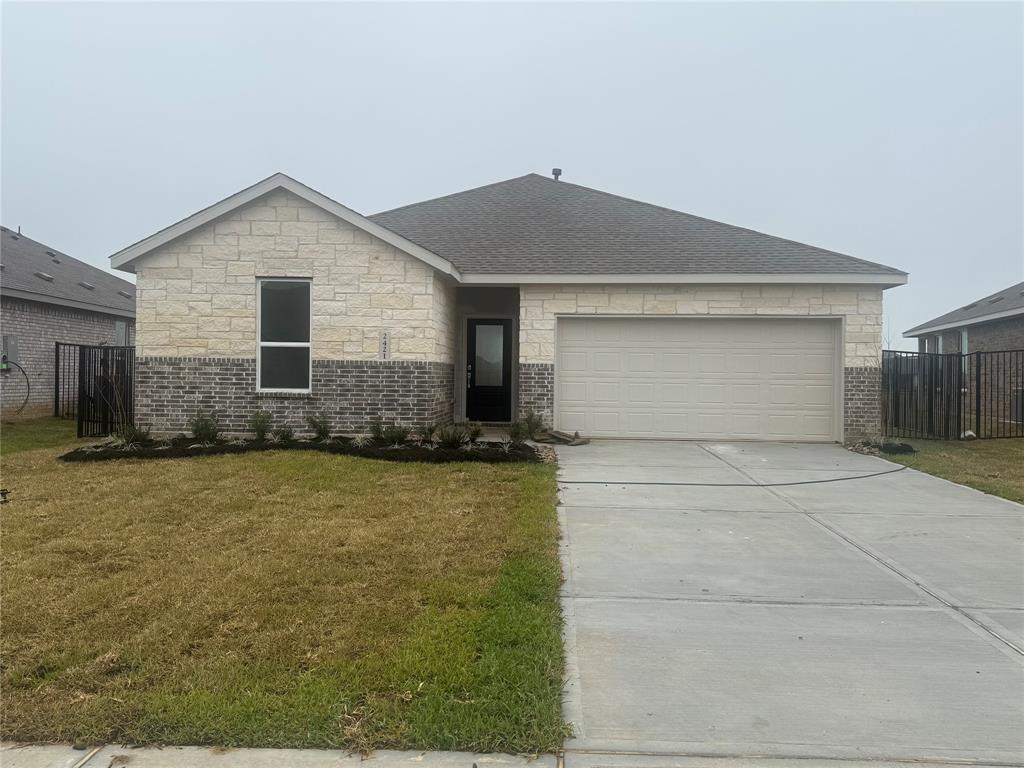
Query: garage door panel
663 353 690 372
556 318 838 441
561 351 588 372
593 352 621 372
560 380 588 402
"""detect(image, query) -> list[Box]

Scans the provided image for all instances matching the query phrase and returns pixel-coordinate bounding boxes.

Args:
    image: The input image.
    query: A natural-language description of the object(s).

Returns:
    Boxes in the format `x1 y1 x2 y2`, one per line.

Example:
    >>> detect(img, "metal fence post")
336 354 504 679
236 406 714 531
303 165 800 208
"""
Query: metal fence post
974 351 981 438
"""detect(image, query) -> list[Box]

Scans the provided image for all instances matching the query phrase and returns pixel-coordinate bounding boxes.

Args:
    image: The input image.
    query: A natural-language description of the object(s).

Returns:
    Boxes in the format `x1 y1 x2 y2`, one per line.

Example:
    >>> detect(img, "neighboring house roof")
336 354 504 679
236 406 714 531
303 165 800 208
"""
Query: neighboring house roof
1 226 135 317
371 173 907 284
110 173 460 279
109 171 906 286
904 281 1024 337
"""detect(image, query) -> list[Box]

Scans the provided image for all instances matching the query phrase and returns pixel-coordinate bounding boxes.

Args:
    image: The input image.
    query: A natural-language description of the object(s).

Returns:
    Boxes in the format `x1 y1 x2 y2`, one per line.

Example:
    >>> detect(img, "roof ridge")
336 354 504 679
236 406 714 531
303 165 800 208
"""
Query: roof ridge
370 173 540 218
541 175 906 276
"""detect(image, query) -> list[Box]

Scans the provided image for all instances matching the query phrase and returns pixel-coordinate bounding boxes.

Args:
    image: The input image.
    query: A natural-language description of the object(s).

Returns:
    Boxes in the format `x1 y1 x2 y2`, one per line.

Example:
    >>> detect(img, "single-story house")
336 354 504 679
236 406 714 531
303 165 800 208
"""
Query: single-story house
904 281 1024 354
110 172 906 442
1 226 135 418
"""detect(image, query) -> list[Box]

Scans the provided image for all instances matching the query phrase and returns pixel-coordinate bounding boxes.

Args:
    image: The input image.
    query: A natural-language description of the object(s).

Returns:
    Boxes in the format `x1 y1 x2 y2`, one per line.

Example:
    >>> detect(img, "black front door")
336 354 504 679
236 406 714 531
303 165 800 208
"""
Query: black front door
466 319 512 422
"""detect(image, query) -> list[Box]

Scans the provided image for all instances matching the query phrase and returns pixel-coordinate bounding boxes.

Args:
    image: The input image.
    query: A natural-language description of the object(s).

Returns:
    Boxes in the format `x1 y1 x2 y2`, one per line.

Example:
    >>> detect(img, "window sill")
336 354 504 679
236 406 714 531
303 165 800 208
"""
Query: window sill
255 390 313 399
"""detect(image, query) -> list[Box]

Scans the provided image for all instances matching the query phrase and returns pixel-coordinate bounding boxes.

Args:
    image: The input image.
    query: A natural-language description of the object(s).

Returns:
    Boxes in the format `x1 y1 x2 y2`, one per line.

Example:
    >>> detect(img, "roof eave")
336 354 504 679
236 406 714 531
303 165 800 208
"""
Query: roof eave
903 305 1024 337
1 286 136 318
459 272 909 286
109 173 462 281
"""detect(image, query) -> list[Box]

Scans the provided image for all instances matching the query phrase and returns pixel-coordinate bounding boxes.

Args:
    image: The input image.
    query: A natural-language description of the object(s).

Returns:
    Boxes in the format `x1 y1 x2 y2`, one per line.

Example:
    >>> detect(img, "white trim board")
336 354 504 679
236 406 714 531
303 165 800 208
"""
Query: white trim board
903 306 1024 337
110 173 462 280
460 272 907 286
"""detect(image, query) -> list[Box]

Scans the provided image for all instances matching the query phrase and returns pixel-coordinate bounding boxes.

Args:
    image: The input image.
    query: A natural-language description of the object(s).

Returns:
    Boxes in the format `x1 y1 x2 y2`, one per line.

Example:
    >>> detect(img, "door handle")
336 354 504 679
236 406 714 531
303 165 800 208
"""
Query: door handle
466 364 472 388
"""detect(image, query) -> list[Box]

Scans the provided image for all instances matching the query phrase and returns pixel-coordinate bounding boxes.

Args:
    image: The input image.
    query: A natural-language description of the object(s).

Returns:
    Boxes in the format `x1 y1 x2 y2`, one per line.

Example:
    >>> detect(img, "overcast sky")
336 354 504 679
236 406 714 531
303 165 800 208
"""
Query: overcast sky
2 1 1022 348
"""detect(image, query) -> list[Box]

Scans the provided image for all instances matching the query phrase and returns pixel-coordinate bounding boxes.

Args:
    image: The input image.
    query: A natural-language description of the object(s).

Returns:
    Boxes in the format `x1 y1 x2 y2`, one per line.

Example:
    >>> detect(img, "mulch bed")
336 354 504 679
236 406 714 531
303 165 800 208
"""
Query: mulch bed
59 436 542 464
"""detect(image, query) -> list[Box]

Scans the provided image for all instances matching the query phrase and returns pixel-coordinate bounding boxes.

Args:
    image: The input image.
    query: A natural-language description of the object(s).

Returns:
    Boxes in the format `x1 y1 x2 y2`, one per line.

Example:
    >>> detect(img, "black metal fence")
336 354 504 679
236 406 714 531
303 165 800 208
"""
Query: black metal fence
53 342 80 418
882 349 1024 440
54 342 135 438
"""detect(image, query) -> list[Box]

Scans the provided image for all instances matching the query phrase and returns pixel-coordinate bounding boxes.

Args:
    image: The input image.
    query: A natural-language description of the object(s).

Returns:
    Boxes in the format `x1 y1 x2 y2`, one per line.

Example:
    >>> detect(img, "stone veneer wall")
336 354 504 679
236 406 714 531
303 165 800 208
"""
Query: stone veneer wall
0 297 134 418
517 284 886 441
134 189 453 362
132 189 458 432
136 357 453 435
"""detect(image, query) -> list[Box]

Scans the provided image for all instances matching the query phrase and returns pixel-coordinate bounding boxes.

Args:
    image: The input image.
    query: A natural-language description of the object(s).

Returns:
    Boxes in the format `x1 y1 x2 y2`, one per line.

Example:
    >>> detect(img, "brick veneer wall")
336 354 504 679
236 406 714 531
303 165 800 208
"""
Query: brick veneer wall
843 366 882 441
136 357 453 435
517 363 554 424
919 315 1024 355
0 297 134 418
517 284 888 441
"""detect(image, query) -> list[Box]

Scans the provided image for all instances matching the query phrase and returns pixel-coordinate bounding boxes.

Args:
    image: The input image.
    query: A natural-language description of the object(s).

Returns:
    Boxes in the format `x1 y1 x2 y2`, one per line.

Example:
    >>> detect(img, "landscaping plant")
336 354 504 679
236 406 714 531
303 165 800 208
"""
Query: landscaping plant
522 410 544 439
435 425 468 449
112 421 151 448
368 418 385 442
305 410 332 441
270 425 294 443
247 410 273 441
188 411 221 444
379 424 410 446
416 422 436 445
468 425 483 444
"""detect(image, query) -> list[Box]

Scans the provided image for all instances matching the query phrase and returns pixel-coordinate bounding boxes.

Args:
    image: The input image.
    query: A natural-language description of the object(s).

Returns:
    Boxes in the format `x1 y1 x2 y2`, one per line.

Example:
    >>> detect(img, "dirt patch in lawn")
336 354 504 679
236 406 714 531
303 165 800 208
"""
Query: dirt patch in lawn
1 445 566 751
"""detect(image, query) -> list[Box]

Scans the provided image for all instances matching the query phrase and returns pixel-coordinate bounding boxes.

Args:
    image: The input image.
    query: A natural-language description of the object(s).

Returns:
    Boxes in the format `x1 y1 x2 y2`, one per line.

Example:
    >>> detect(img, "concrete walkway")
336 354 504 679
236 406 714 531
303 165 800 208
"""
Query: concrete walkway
0 745 554 768
557 440 1024 766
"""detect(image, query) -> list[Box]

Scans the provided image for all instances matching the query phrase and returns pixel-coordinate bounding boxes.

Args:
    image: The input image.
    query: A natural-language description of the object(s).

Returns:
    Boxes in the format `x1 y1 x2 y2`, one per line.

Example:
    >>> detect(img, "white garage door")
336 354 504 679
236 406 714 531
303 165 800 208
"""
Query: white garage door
556 317 840 441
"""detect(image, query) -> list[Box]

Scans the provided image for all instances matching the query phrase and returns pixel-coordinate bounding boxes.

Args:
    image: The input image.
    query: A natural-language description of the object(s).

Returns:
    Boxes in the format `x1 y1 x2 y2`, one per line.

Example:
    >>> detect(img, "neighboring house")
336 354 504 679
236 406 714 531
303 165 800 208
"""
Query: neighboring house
110 172 906 442
903 281 1024 354
1 227 136 418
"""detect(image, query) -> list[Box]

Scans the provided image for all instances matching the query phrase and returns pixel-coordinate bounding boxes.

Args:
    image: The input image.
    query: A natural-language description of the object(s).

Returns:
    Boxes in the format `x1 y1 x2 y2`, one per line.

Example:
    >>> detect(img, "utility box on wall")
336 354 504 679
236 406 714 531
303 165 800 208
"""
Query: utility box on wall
1 334 18 371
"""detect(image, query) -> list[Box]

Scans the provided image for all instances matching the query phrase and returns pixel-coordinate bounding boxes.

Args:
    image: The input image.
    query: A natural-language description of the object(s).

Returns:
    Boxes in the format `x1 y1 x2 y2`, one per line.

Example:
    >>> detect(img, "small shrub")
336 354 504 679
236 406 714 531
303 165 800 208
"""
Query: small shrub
435 425 468 450
247 410 273 441
305 410 332 441
416 422 437 444
270 425 294 443
508 420 529 445
522 410 544 439
189 411 220 444
368 418 386 442
468 425 483 444
113 422 150 448
350 435 370 449
380 425 410 446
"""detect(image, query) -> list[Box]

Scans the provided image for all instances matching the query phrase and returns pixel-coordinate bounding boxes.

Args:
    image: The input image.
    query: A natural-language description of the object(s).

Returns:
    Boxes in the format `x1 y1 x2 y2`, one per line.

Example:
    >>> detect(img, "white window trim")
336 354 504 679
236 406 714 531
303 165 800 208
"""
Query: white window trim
960 328 969 354
937 334 943 354
256 277 313 394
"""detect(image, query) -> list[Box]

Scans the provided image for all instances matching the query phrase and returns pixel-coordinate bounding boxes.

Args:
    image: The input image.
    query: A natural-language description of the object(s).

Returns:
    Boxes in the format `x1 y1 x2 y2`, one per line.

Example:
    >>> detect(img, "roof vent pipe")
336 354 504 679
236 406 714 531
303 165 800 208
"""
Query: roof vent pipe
552 168 562 181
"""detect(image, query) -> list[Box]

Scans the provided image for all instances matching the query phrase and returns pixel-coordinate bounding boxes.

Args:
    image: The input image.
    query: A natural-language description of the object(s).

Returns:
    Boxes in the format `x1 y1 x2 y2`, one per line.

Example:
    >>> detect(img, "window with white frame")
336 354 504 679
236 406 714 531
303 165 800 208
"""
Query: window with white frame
257 278 311 392
960 328 969 354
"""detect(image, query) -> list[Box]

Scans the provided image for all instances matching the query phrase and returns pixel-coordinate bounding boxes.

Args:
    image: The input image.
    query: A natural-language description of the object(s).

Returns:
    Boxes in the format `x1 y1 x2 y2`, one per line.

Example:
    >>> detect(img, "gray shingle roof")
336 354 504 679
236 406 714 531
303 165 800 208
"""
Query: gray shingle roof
370 173 906 276
1 226 135 316
904 281 1024 336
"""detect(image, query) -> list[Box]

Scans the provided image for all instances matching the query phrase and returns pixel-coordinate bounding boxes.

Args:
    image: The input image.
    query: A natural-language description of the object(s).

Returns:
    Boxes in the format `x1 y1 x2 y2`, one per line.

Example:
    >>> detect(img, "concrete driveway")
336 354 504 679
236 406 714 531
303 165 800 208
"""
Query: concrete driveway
557 441 1024 766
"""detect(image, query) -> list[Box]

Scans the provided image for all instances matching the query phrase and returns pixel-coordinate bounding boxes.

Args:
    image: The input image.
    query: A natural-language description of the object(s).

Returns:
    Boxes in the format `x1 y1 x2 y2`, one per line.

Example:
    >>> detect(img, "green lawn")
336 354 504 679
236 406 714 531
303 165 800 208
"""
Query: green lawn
885 438 1024 504
1 416 84 455
1 418 567 751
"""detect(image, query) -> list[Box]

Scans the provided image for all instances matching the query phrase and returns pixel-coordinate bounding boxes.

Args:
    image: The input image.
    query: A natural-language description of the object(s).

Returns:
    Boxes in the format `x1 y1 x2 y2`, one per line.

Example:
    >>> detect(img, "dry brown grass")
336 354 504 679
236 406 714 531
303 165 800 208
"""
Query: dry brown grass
1 432 564 750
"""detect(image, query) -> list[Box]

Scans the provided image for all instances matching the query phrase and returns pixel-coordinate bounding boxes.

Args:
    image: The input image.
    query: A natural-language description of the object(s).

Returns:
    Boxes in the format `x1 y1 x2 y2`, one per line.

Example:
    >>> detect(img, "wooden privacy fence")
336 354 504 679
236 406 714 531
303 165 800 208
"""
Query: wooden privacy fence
881 349 1024 440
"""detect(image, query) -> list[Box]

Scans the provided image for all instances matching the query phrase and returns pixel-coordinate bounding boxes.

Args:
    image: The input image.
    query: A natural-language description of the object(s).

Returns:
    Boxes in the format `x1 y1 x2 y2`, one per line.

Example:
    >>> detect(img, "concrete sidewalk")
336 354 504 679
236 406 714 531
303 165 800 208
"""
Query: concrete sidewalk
0 745 554 768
